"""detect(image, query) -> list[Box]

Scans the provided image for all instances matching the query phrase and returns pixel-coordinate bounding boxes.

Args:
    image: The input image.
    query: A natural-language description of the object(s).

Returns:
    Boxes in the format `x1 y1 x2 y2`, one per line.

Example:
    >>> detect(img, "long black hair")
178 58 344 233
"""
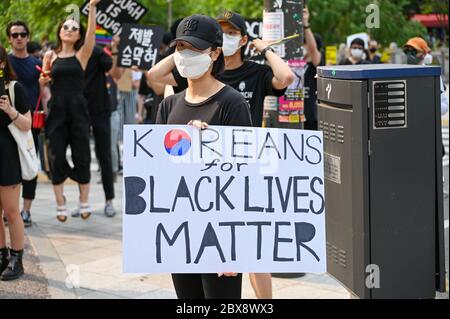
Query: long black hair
211 46 225 78
0 45 17 84
54 19 86 54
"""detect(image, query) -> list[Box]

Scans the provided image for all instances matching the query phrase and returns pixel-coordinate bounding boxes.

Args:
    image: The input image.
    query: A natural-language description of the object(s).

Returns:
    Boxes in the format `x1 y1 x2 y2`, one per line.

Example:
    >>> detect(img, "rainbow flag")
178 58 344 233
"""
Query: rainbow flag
96 26 112 45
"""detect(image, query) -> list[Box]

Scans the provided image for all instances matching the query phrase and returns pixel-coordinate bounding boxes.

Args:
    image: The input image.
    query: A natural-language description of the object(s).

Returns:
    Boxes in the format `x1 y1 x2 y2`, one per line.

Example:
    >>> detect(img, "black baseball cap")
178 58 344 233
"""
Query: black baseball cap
216 10 247 36
170 15 223 50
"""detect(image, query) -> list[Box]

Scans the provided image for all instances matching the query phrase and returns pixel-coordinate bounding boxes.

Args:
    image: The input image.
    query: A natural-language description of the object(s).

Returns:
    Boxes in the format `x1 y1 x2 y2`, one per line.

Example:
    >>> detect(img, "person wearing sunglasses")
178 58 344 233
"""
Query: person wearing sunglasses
39 0 102 223
6 21 44 228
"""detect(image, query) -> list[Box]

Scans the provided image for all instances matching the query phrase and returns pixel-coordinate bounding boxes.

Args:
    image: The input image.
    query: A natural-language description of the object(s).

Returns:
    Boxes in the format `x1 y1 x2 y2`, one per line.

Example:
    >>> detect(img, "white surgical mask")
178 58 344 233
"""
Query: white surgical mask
351 48 364 59
174 49 213 79
423 53 433 65
222 33 242 57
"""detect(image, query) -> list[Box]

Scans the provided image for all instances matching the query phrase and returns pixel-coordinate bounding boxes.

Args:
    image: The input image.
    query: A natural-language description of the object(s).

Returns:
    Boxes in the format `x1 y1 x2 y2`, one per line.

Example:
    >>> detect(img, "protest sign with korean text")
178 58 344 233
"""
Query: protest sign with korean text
118 24 164 70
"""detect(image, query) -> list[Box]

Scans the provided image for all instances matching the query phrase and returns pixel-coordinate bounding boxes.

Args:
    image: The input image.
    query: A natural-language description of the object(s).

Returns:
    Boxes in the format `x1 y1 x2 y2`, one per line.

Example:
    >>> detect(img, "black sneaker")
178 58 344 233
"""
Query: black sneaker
20 211 32 228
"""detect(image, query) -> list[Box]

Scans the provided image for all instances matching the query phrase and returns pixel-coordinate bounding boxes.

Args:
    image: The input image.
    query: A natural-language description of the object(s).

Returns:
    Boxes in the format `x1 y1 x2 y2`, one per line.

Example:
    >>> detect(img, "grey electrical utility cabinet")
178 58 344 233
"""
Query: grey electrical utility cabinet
316 64 446 299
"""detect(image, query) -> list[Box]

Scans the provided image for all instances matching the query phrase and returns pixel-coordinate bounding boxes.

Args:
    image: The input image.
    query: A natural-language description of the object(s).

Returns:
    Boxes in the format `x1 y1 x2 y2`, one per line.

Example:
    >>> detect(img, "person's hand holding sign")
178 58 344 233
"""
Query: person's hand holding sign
250 39 271 54
89 0 101 5
188 120 209 130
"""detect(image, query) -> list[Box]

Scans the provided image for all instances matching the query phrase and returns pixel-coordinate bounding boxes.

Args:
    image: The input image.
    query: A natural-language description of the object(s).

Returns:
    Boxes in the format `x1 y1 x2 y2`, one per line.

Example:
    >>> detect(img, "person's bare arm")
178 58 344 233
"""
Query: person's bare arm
303 6 321 67
41 86 51 114
150 81 165 96
137 95 145 124
146 53 178 88
0 96 32 131
251 39 295 90
77 0 101 69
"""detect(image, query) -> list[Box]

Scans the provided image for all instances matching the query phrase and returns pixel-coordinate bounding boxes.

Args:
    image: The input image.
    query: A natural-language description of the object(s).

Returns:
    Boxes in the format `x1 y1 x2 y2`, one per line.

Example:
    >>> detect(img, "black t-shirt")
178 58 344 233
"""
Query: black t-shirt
106 75 118 113
84 46 113 116
0 82 30 129
8 54 41 112
216 61 287 127
156 85 252 127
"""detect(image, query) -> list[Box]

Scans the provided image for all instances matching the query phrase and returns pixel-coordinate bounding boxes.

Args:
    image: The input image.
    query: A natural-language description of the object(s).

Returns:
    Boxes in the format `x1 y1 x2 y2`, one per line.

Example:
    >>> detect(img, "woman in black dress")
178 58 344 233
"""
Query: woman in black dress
156 15 252 299
0 45 32 280
39 0 101 222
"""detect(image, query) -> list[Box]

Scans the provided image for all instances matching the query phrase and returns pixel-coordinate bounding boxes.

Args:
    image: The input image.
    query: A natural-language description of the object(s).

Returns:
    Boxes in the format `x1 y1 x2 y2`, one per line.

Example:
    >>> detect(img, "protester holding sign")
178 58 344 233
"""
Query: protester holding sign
155 14 252 299
216 9 298 300
0 44 32 281
38 0 101 222
215 11 295 127
148 11 295 128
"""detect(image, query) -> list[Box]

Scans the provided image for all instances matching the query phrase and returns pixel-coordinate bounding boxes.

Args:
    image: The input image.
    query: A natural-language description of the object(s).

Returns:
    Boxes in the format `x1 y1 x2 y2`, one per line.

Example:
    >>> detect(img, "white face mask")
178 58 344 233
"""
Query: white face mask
222 34 242 57
174 49 213 79
423 53 433 65
351 48 364 59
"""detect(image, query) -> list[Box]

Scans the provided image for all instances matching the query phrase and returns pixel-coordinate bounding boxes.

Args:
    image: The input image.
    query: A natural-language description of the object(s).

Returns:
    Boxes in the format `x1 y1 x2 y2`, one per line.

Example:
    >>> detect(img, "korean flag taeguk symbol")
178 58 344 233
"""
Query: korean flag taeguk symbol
164 129 192 156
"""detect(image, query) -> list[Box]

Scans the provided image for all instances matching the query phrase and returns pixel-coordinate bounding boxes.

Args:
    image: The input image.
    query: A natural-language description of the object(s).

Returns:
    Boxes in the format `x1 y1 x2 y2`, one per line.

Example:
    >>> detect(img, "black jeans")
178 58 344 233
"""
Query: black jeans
171 273 242 299
91 112 114 201
22 128 40 200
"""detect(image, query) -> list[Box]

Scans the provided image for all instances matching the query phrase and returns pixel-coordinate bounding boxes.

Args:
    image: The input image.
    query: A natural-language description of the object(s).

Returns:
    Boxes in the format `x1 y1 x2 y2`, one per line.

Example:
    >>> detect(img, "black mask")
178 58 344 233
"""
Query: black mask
406 53 422 65
369 47 377 53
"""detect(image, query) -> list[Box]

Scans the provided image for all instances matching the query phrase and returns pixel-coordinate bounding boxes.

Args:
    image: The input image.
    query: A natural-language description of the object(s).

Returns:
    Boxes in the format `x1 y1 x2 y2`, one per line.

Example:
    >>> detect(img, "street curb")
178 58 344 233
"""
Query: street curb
26 225 77 299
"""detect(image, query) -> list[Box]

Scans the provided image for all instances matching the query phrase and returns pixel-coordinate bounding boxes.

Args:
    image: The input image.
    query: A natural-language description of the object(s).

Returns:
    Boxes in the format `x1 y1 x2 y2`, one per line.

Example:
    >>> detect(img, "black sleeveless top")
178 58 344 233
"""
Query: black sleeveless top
50 56 84 94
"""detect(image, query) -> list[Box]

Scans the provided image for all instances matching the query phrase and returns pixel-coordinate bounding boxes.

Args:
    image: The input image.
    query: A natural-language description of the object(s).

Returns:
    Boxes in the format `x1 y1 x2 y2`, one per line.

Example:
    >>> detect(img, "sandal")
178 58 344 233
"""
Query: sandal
56 206 68 223
79 203 92 220
56 196 67 223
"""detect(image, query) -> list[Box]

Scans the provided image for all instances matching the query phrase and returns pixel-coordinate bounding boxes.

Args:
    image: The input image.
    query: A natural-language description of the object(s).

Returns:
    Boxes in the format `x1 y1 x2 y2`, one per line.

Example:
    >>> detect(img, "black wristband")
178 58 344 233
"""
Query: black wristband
261 46 275 59
304 25 310 29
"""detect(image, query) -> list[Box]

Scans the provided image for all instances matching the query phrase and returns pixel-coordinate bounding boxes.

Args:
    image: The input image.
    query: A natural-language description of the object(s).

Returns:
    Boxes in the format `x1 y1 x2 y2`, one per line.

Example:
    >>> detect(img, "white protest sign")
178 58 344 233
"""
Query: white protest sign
263 11 285 58
123 125 326 274
347 32 370 49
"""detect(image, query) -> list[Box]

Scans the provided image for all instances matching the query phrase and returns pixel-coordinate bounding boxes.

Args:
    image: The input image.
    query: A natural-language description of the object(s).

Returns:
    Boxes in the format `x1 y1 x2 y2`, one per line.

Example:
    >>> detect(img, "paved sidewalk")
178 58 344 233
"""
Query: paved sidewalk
0 232 50 299
22 171 350 299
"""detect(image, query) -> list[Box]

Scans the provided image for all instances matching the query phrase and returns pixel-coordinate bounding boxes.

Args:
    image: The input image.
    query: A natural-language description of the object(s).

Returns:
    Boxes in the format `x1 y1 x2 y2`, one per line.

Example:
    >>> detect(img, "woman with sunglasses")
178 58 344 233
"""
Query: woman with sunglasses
39 0 101 222
156 15 252 299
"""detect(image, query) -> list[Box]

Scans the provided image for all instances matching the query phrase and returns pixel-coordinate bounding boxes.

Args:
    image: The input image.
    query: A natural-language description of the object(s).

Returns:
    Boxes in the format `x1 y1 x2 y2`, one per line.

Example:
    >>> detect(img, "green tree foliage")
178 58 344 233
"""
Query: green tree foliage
307 0 427 46
0 0 437 49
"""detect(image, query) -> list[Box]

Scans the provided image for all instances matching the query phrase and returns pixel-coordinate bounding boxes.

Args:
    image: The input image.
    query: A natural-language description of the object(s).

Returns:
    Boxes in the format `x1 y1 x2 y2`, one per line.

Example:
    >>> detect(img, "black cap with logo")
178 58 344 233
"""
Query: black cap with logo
216 10 247 36
170 15 223 50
